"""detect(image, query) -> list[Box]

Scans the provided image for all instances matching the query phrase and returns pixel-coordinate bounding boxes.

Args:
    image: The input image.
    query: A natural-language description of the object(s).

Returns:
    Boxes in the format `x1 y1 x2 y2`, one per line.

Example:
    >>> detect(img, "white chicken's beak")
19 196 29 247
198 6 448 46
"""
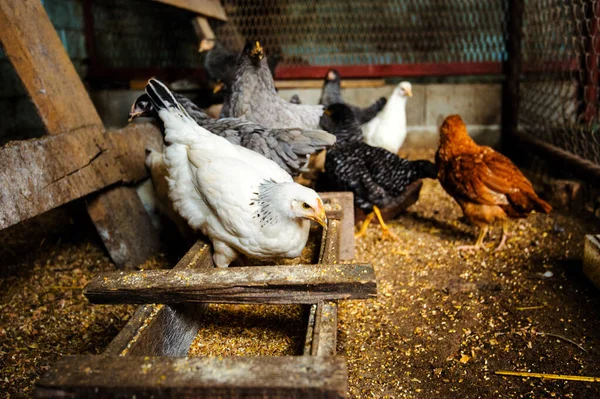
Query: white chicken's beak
308 206 328 230
405 89 413 97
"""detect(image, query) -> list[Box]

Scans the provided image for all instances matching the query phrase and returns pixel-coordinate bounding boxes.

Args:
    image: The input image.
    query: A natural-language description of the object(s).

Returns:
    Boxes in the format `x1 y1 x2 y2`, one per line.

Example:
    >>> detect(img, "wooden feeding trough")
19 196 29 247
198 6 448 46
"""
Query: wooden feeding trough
36 192 378 398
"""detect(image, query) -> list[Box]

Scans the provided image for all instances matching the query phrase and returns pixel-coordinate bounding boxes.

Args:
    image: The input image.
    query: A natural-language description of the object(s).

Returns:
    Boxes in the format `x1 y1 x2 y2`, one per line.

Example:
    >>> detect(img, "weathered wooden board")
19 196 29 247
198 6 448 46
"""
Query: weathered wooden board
0 0 103 135
0 123 162 231
84 263 377 305
194 16 215 39
103 241 213 356
304 217 343 356
153 0 228 20
274 80 386 89
87 186 162 269
35 356 348 399
321 192 355 261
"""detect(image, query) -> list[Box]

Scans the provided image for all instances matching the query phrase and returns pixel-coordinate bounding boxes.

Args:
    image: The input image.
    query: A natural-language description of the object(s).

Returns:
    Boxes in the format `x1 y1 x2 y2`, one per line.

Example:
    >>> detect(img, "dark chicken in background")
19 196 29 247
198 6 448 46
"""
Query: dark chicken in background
318 104 437 239
319 69 387 125
129 91 335 176
436 114 552 251
228 40 323 129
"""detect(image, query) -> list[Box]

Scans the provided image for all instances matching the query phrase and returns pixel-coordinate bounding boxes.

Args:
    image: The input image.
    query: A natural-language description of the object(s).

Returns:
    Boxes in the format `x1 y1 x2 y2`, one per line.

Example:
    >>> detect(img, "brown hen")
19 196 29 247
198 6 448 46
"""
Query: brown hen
436 115 552 251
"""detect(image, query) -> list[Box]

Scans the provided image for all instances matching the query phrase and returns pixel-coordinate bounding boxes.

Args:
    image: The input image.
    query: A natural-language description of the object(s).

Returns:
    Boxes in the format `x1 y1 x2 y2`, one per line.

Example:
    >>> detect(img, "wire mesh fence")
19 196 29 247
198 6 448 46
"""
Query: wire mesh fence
519 0 600 167
215 0 508 66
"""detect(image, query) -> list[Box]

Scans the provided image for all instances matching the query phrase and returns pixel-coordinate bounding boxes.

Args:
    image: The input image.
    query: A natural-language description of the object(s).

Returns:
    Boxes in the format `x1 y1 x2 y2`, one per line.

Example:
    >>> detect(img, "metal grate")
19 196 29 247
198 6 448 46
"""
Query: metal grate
215 0 508 67
519 0 600 167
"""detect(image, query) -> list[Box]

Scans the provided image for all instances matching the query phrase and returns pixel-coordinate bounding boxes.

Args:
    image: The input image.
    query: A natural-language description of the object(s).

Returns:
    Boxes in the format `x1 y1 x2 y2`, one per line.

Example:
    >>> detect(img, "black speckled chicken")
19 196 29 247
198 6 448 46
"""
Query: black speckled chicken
318 104 437 239
129 91 335 176
228 40 323 129
319 69 387 125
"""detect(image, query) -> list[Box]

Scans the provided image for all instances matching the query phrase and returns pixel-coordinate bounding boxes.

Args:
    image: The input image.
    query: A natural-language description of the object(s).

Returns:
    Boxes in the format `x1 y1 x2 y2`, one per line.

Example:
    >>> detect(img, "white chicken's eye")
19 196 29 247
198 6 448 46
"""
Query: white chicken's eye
302 202 311 209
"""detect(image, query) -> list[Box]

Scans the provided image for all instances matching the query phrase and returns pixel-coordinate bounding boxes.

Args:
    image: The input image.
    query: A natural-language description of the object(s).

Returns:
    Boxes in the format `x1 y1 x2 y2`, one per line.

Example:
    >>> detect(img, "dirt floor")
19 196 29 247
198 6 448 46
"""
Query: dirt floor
1 151 600 398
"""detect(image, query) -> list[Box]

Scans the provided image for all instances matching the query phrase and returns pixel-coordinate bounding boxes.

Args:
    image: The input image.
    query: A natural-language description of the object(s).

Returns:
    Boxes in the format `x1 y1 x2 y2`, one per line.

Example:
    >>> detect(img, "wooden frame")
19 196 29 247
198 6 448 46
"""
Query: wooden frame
0 0 166 268
36 192 371 398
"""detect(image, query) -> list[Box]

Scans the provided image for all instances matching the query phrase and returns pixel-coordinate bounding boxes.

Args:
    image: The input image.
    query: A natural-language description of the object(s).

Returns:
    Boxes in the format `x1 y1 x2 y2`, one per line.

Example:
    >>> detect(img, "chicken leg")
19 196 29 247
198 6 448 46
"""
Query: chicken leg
457 225 489 251
373 206 398 241
495 221 510 251
355 212 375 239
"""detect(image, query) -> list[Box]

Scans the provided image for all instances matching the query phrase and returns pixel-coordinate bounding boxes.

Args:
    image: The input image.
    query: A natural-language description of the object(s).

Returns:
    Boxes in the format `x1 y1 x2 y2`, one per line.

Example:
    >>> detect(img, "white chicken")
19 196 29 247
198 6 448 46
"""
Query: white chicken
144 79 328 268
362 81 412 154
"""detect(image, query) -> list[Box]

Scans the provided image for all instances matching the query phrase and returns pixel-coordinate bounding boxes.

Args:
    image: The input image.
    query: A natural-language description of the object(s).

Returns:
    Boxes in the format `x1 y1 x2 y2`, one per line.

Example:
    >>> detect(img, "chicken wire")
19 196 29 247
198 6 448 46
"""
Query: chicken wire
86 0 507 70
215 0 508 66
519 0 600 167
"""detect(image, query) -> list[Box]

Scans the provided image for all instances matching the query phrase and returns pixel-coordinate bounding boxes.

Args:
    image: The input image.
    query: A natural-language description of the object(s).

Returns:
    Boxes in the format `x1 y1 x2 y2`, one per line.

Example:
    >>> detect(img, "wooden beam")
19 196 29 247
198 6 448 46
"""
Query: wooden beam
304 218 344 356
274 62 504 79
274 79 386 89
0 123 162 231
103 241 213 356
84 263 377 305
86 186 162 269
152 0 227 21
193 16 215 40
320 192 354 261
0 0 103 134
89 66 207 82
35 356 348 399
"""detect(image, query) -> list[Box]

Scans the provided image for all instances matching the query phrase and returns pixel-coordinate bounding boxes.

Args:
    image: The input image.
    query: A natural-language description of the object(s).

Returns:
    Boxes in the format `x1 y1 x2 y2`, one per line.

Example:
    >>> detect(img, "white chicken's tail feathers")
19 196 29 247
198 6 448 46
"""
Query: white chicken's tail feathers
145 78 190 118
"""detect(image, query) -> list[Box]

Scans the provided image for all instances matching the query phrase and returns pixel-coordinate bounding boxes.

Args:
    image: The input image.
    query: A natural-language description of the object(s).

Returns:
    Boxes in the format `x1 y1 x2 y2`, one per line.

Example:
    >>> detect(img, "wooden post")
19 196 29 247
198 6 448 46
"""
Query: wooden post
152 0 228 21
193 16 215 40
0 0 162 268
501 0 524 154
578 0 600 123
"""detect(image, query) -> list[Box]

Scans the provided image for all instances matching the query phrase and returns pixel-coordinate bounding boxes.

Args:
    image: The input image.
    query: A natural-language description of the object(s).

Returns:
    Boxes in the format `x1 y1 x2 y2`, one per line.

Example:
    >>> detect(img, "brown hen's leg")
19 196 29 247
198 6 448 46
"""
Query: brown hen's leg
373 206 399 241
495 221 510 251
457 225 489 251
355 212 375 239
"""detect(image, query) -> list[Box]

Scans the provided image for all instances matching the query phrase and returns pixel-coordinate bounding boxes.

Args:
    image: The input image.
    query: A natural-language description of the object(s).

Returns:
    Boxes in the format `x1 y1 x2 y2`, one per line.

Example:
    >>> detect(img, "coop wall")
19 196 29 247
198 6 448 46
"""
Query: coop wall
0 0 87 144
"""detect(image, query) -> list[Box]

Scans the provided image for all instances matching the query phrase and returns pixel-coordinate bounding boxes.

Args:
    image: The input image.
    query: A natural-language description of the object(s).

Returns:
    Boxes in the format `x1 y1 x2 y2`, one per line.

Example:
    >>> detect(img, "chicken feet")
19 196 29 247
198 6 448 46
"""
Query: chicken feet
457 225 489 251
355 206 398 241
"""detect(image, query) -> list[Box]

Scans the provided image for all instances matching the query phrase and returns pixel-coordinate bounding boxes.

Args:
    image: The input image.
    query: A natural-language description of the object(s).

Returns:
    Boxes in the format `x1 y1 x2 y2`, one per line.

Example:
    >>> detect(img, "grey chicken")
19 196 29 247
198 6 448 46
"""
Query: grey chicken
317 103 437 239
199 39 282 118
228 40 323 129
319 69 387 125
129 91 335 176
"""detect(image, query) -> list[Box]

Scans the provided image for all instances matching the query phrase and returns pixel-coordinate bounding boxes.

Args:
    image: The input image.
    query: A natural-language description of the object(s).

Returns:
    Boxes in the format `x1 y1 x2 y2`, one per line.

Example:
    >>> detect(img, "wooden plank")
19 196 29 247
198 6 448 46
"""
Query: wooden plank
0 0 103 135
152 0 227 21
104 241 213 356
193 16 215 39
275 62 504 79
584 235 600 290
274 79 386 89
501 0 524 153
0 123 162 231
320 192 355 261
305 218 343 356
90 66 207 82
84 263 377 305
86 186 162 269
35 355 348 398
